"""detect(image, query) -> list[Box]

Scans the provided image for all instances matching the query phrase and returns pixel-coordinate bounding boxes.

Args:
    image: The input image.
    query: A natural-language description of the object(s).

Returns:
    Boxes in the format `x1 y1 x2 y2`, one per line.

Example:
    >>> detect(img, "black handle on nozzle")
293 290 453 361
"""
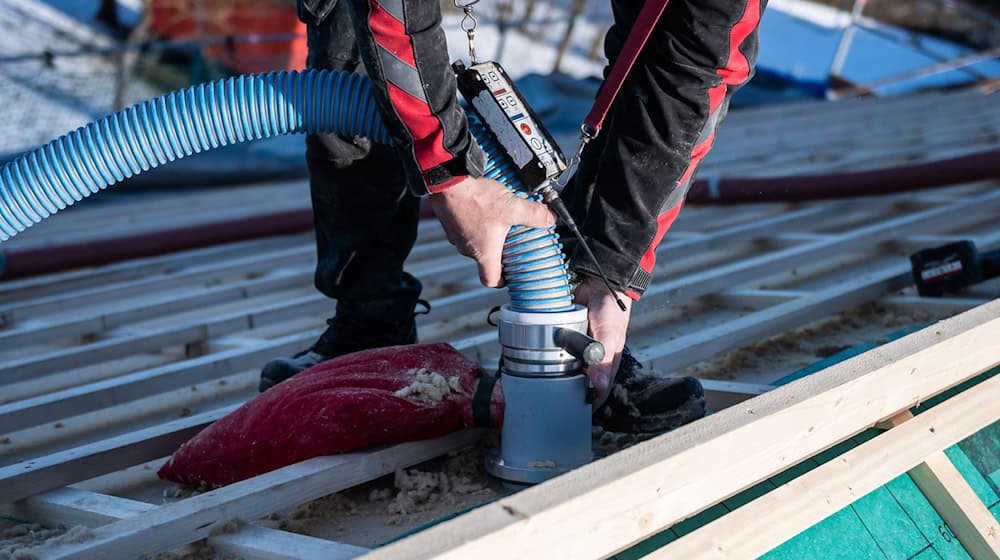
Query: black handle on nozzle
982 247 1000 280
554 327 605 365
539 185 628 312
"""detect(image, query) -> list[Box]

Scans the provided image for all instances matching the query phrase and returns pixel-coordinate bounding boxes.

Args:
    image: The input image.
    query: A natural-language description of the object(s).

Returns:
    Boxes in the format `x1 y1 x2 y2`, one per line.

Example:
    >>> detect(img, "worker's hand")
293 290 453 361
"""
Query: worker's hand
574 275 632 407
430 176 556 287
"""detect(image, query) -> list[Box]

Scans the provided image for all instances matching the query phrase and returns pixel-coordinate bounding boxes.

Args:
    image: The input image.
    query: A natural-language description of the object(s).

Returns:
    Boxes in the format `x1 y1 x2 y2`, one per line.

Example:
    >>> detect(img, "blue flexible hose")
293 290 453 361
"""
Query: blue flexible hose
467 115 574 312
0 70 572 312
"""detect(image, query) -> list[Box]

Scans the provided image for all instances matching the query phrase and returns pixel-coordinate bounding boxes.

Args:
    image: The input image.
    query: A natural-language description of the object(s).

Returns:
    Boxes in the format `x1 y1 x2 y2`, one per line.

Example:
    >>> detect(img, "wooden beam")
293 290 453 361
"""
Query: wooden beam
884 295 990 318
0 275 508 433
649 374 1000 559
43 431 481 560
639 258 914 372
0 235 304 304
635 191 999 319
710 289 805 309
909 452 1000 560
0 406 237 503
699 379 773 411
0 244 467 352
0 332 312 434
360 300 1000 560
2 488 368 560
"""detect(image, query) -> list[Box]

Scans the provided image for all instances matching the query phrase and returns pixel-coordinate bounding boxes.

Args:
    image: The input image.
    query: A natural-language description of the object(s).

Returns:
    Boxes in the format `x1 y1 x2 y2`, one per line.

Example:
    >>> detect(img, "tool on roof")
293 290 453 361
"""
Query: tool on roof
0 0 669 487
454 60 627 312
452 0 669 484
910 240 1000 297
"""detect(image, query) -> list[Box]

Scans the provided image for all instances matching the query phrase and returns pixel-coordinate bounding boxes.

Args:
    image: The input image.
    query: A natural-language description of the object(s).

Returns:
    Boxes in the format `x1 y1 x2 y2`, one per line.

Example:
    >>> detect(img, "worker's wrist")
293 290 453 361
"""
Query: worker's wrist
567 238 648 301
419 134 487 195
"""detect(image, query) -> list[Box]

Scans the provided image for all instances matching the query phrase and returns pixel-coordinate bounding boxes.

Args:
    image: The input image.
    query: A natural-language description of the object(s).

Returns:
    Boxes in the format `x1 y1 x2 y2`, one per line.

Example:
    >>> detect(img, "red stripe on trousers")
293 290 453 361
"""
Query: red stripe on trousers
386 82 454 172
637 203 682 274
368 0 415 66
635 0 761 282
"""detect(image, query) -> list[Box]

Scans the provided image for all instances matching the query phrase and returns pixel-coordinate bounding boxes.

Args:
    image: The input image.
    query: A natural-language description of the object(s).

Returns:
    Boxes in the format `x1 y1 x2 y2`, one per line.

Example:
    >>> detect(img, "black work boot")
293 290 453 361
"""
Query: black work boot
594 347 706 434
258 298 428 392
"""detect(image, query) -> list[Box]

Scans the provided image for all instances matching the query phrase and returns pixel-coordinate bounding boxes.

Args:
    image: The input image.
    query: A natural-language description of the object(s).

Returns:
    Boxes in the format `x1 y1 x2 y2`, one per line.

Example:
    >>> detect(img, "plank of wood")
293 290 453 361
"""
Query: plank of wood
0 294 325 382
640 224 1000 373
648 374 1000 559
0 406 237 503
708 109 1000 173
44 431 481 560
0 235 306 304
698 379 773 411
0 246 314 323
909 452 1000 560
631 190 999 319
360 300 1000 560
0 274 506 432
0 205 848 427
2 488 368 560
0 331 314 434
884 295 990 317
639 261 911 371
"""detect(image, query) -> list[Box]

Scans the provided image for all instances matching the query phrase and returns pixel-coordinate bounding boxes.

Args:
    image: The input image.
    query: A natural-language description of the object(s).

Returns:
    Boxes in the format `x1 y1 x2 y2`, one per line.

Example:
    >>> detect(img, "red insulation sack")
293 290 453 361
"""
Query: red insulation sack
158 343 497 487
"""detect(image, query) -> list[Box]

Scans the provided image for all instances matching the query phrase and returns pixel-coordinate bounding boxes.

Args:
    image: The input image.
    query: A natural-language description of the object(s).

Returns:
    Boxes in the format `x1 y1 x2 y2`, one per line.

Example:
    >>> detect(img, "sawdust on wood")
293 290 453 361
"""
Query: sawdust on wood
207 518 245 537
386 464 487 520
677 302 942 384
0 522 93 560
258 447 502 547
592 426 648 456
163 482 212 500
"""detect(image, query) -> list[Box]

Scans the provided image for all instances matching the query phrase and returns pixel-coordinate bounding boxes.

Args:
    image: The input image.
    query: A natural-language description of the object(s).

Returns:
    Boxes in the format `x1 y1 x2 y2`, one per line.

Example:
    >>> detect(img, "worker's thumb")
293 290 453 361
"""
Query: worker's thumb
508 197 557 230
477 257 503 288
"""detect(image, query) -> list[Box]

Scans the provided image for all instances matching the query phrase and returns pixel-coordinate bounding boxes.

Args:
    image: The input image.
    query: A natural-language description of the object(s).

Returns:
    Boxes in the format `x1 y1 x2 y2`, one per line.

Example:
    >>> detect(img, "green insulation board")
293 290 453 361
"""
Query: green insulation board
611 356 1000 560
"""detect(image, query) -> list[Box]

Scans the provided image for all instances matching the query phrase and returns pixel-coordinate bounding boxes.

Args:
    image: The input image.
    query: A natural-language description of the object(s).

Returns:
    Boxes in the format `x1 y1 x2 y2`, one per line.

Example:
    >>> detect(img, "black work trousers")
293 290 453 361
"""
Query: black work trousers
301 0 422 309
302 0 763 307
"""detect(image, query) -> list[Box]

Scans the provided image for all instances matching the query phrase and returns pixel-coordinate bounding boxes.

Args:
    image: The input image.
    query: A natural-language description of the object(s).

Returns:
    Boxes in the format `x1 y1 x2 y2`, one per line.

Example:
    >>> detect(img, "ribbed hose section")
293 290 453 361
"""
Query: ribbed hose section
0 70 388 241
468 115 574 313
0 69 573 314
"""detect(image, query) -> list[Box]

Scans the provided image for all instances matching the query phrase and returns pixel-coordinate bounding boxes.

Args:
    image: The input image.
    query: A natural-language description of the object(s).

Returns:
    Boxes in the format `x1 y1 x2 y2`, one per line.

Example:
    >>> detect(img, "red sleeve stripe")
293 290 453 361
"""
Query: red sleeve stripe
376 44 428 101
368 0 459 178
386 82 456 172
635 0 762 279
368 0 416 70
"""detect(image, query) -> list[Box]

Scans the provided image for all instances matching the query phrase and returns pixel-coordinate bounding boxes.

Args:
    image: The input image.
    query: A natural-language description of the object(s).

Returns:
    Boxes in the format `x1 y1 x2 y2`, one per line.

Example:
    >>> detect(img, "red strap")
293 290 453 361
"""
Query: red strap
583 0 671 135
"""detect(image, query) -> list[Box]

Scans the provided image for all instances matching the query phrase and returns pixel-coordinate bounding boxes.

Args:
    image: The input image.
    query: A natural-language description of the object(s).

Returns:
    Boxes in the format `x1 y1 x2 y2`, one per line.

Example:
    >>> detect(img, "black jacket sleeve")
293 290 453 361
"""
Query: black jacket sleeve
560 0 766 299
302 0 486 195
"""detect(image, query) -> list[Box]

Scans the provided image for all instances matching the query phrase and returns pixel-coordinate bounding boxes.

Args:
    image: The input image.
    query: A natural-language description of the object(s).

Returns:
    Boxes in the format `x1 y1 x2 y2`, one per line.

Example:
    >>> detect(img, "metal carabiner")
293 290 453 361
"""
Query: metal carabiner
453 0 480 63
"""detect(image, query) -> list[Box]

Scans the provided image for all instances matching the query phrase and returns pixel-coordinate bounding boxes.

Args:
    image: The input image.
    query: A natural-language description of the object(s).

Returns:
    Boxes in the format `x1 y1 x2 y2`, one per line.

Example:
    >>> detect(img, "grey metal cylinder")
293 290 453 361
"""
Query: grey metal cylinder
486 304 594 484
498 305 588 377
486 372 593 484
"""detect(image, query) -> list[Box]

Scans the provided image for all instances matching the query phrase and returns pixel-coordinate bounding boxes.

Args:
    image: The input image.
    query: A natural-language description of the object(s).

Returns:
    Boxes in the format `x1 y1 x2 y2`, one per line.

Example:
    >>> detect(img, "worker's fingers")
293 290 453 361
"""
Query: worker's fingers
588 353 623 408
504 195 556 230
574 276 632 407
474 232 508 288
476 253 503 288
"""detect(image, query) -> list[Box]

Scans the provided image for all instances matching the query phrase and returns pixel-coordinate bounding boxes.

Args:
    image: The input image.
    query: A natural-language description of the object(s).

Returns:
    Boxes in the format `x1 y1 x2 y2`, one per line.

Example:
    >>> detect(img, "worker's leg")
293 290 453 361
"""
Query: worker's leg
562 0 764 297
260 0 423 392
566 0 765 430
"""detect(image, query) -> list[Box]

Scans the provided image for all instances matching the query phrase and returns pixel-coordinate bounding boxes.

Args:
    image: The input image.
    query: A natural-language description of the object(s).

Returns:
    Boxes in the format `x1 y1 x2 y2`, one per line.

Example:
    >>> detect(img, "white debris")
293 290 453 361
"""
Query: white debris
394 369 463 404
